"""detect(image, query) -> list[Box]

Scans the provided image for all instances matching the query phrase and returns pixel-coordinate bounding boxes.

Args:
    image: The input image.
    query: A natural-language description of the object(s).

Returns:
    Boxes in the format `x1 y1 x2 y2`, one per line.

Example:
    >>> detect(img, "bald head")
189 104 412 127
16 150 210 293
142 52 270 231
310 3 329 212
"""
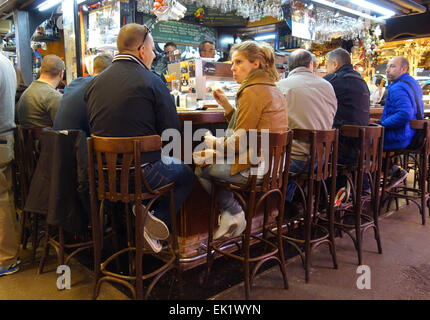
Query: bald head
116 23 149 53
40 54 65 77
288 49 313 72
386 56 409 81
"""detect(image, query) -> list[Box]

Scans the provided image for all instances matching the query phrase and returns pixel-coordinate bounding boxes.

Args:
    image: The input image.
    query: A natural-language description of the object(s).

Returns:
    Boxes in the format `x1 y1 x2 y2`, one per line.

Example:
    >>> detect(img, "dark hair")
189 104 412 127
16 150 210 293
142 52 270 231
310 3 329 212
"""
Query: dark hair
375 75 386 87
14 67 27 87
327 47 351 67
199 40 214 53
288 49 313 72
164 42 177 49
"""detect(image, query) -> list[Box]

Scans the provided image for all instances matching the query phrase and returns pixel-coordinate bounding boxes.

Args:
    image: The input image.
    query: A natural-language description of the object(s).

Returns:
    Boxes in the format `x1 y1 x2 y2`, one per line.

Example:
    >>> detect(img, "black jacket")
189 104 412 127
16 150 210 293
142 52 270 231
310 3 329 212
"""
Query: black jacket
24 129 89 234
324 64 370 161
84 54 180 164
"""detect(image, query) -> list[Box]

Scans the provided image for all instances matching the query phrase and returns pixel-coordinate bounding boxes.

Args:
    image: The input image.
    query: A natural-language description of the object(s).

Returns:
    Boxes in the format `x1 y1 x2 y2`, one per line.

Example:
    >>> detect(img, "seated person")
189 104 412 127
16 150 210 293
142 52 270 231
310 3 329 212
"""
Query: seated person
381 56 424 188
53 53 113 136
17 54 64 128
194 41 288 239
276 49 337 204
85 23 194 252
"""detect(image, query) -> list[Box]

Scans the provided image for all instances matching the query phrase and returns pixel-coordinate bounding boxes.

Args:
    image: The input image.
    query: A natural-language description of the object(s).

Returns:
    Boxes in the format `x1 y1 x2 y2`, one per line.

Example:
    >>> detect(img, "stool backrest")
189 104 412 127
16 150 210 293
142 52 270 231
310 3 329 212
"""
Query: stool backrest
15 126 42 204
291 128 338 182
340 125 384 174
260 130 293 192
87 135 162 203
410 120 430 153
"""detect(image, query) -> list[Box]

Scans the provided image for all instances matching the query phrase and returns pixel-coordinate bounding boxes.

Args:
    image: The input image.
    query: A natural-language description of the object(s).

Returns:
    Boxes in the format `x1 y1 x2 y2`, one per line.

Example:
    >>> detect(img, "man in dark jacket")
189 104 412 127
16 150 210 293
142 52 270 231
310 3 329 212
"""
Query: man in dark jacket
85 23 194 252
324 47 370 164
380 56 424 187
324 47 370 198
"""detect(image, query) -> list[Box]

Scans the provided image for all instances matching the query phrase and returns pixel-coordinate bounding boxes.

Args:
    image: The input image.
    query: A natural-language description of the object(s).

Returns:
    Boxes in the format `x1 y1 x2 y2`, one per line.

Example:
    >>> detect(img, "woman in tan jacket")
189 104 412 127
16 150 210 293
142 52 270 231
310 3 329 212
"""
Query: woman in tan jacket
194 41 288 239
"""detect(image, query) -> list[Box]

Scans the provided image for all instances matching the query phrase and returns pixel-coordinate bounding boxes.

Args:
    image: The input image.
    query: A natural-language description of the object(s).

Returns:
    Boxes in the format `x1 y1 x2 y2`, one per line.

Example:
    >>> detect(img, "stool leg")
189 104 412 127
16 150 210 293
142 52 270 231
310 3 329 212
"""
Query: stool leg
206 185 217 281
38 224 51 274
109 207 121 272
31 213 39 261
243 223 251 300
59 227 65 266
134 202 144 300
420 153 426 225
20 211 28 249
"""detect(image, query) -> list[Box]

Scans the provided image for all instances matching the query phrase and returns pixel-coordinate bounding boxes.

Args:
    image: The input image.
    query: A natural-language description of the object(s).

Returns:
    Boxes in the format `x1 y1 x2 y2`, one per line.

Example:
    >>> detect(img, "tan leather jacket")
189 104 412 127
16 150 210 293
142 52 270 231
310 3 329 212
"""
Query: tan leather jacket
218 69 289 175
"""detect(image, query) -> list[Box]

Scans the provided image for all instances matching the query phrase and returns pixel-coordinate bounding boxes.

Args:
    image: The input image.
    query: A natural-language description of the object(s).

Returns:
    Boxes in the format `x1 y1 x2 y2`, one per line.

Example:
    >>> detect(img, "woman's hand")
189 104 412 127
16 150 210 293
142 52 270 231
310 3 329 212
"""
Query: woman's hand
213 89 233 113
204 131 217 149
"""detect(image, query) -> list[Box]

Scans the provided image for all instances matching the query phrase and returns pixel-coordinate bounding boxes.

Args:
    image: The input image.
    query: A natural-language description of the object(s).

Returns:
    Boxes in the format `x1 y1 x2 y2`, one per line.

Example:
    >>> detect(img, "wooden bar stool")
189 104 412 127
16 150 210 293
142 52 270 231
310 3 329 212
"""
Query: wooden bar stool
335 125 384 265
206 130 293 300
14 126 42 261
87 135 180 300
381 120 430 225
282 128 339 282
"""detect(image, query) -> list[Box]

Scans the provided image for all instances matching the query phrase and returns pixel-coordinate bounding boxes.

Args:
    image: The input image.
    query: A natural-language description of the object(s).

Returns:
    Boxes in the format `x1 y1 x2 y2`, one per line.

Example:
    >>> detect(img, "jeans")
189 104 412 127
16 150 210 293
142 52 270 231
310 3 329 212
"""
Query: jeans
0 133 19 267
139 156 195 227
195 164 253 215
285 158 308 202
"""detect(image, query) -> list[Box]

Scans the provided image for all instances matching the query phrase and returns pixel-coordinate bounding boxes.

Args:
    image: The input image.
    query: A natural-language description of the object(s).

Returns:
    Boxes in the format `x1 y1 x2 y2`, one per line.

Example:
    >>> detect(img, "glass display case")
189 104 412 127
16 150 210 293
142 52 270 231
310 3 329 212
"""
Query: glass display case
167 58 238 109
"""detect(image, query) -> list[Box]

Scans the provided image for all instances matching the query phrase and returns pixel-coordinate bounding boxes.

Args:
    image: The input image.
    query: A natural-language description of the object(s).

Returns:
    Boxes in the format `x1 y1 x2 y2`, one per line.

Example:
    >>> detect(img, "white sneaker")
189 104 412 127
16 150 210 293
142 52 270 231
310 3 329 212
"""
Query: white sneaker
231 211 246 237
214 210 246 240
143 228 162 253
132 204 169 240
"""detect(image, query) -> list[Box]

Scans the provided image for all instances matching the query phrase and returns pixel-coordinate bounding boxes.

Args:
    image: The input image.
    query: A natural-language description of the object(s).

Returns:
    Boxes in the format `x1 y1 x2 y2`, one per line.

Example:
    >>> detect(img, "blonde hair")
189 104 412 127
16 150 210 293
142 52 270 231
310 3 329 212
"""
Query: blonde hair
230 41 279 82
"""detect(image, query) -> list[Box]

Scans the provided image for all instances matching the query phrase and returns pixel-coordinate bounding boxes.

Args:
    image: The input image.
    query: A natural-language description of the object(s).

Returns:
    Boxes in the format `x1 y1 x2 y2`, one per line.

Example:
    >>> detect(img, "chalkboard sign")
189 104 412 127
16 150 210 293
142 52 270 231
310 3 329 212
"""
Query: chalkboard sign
143 17 216 47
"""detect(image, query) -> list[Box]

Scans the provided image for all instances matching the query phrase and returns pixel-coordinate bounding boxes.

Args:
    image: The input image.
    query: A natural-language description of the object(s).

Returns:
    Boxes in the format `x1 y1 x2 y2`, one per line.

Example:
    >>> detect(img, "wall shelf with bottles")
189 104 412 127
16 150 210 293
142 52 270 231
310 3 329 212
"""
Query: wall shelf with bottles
31 35 61 42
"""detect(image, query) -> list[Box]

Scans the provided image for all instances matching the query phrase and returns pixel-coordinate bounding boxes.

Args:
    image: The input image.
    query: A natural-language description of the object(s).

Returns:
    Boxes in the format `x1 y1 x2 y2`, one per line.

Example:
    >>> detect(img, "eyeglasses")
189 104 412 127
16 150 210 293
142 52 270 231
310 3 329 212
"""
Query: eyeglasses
137 25 151 51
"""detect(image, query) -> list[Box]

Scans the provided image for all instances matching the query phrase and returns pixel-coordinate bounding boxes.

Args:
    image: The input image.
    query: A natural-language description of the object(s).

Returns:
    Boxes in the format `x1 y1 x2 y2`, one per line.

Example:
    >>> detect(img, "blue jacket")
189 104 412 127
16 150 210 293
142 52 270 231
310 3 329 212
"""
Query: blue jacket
53 76 94 137
381 73 424 150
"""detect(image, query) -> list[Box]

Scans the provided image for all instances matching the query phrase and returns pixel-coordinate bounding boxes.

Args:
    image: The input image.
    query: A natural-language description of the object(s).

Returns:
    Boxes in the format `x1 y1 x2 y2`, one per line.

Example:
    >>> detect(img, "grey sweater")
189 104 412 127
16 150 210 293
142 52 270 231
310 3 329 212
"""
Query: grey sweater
17 80 62 128
0 52 17 135
276 67 338 161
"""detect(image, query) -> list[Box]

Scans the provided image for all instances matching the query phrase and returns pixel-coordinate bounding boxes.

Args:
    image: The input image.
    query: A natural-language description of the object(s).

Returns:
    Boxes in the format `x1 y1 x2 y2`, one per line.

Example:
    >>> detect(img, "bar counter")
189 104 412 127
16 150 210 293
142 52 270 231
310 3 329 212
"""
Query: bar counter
370 107 430 120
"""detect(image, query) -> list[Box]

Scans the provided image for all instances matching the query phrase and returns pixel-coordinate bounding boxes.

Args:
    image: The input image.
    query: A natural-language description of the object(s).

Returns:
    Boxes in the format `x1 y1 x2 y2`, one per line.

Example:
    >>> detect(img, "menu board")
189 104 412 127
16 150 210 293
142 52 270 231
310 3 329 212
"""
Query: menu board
144 18 216 46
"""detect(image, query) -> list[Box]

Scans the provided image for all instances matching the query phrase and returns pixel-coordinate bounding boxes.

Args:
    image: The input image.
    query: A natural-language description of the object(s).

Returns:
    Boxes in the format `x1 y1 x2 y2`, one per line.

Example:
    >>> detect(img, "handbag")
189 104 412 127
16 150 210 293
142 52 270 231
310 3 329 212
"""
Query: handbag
399 80 425 150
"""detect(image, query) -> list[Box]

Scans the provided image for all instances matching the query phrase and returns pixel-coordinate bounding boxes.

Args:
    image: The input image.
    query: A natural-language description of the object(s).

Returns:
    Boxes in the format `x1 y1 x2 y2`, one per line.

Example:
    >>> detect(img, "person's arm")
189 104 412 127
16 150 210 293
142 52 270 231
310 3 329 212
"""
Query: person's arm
381 86 414 128
214 87 264 154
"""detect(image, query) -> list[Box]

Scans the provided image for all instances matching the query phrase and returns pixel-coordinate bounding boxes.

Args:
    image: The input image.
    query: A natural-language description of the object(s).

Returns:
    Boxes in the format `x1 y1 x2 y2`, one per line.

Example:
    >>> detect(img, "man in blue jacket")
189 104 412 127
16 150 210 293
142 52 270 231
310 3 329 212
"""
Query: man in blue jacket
85 24 194 252
381 56 424 187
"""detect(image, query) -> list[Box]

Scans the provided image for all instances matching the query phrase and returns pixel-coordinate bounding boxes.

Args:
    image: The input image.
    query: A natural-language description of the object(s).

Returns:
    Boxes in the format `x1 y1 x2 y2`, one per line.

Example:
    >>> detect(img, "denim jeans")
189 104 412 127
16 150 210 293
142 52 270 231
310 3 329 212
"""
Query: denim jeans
195 164 253 216
285 158 308 202
138 156 195 227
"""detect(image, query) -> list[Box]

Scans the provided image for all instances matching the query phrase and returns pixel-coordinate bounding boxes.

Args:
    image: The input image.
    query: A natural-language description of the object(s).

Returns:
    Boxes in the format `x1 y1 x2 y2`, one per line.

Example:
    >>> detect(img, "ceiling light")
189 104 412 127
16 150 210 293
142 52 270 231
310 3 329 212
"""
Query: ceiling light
349 0 395 17
37 0 62 11
310 0 387 22
255 34 276 41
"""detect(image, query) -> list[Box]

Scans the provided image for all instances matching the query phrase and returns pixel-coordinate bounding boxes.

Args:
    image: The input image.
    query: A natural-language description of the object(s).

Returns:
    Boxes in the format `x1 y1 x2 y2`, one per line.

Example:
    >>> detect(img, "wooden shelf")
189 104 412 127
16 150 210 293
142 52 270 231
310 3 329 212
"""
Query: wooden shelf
31 35 61 42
